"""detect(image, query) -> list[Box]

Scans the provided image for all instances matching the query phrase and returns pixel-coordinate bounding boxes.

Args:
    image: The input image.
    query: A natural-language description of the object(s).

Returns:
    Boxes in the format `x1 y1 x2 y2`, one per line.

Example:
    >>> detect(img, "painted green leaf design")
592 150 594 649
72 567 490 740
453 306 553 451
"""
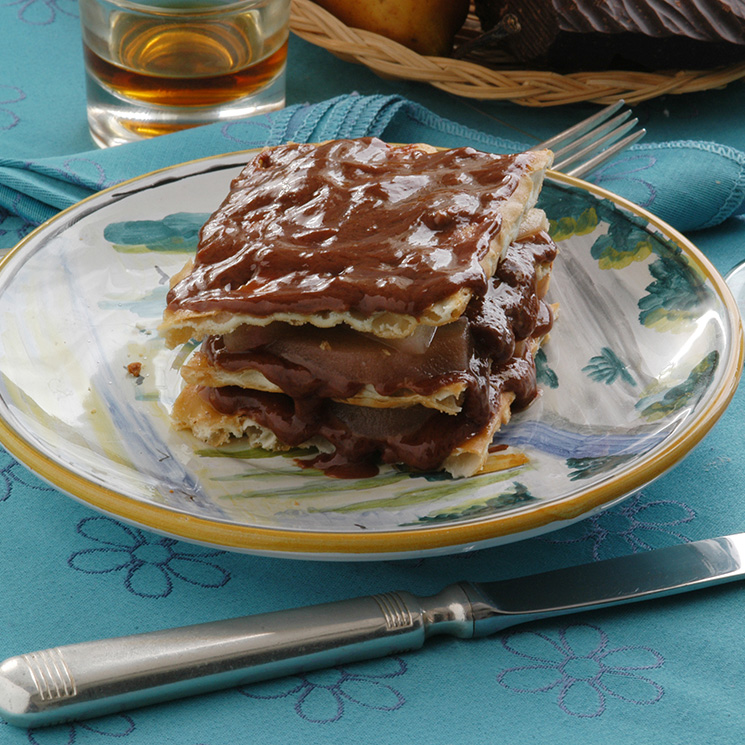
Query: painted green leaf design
406 482 536 524
583 347 635 386
308 481 460 513
539 180 653 244
535 347 559 388
197 445 318 460
590 221 654 270
567 454 638 481
549 208 599 241
392 464 454 482
637 351 719 421
216 469 410 499
638 251 711 331
539 186 599 241
104 212 209 253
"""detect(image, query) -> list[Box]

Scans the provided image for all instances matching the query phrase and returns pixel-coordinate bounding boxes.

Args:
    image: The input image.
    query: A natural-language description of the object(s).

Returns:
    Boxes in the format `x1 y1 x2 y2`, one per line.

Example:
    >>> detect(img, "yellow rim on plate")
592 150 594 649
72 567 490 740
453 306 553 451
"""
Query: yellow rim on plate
0 160 741 557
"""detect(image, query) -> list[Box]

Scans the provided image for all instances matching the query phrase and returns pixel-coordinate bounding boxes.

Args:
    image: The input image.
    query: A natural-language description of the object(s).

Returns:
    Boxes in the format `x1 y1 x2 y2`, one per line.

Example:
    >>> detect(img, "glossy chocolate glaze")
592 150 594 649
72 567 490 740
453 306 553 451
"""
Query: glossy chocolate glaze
166 138 538 318
201 234 556 478
467 231 556 362
202 232 556 403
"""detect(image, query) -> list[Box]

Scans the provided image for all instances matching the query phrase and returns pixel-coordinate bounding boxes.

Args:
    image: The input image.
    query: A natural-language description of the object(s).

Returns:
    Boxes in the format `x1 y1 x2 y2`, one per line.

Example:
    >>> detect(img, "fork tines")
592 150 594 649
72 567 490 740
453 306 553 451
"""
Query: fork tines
534 100 646 178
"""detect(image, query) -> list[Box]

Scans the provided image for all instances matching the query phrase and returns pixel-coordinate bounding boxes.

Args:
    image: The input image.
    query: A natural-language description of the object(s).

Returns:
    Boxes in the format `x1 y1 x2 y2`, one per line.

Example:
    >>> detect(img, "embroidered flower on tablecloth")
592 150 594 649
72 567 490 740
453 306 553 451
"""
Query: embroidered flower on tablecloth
20 158 115 210
588 153 658 210
68 516 231 598
497 624 664 718
239 657 407 723
544 491 695 561
0 84 24 130
2 0 77 24
26 713 135 744
57 157 115 192
0 448 55 502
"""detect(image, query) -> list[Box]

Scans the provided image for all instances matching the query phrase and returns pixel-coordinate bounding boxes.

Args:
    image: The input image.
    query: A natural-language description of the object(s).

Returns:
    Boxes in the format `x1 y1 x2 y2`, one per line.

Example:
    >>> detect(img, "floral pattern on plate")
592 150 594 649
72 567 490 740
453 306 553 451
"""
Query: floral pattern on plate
0 154 739 559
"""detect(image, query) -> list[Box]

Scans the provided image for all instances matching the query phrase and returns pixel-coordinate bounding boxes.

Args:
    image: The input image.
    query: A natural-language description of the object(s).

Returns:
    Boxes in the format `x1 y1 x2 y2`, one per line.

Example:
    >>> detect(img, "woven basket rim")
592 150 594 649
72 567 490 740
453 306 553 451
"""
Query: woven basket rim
290 0 745 107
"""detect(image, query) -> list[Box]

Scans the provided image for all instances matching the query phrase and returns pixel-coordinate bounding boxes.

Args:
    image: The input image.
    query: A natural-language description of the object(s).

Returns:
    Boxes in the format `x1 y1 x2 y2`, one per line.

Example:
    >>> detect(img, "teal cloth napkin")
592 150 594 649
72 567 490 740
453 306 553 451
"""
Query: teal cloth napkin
2 93 745 252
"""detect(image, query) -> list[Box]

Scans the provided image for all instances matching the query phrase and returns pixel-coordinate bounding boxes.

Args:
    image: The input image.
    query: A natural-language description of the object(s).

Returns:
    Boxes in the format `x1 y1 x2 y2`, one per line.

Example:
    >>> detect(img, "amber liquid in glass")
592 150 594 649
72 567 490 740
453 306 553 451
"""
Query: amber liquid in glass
85 23 286 106
82 10 287 142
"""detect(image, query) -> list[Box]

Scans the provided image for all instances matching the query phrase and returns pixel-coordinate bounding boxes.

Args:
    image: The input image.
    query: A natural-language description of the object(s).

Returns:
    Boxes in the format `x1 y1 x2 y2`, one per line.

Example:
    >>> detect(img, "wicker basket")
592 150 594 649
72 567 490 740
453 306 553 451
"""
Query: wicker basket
290 0 745 107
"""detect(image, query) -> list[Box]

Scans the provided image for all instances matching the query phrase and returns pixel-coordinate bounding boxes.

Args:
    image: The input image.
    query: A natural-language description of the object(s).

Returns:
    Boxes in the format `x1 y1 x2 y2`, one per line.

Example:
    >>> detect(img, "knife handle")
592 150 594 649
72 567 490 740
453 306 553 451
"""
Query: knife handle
0 583 475 728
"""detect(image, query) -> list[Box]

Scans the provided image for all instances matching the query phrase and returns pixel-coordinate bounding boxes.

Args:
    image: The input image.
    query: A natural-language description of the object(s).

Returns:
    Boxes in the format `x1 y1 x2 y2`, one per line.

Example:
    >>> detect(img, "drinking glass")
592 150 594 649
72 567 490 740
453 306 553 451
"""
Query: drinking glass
79 0 290 147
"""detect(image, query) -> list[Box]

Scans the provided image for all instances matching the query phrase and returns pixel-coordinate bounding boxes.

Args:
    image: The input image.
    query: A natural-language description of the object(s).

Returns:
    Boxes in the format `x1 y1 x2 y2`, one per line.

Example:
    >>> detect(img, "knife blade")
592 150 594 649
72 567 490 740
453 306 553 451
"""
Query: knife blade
2 532 744 728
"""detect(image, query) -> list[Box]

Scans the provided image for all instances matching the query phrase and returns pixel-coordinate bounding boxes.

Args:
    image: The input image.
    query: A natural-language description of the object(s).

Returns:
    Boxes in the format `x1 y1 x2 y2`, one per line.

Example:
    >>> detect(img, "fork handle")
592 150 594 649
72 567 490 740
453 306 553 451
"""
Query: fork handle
0 585 474 728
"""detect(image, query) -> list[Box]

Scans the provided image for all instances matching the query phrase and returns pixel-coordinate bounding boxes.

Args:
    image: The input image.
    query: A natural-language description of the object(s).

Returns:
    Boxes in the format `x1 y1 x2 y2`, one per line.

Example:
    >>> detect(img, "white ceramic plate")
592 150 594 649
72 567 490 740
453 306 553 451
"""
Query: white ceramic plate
0 152 741 560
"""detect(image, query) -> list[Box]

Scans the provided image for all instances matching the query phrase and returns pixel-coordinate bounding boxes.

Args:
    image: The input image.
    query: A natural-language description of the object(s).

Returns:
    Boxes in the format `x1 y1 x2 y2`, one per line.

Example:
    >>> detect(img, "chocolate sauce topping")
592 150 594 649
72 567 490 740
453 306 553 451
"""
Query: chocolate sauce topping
204 344 537 478
166 138 538 318
203 320 473 400
467 231 556 361
202 231 556 401
201 229 557 477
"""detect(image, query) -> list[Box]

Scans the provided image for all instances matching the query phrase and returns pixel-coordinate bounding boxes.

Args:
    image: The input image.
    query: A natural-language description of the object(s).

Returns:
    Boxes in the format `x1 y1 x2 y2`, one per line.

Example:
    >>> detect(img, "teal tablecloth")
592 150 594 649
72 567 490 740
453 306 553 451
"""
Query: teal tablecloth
2 4 745 744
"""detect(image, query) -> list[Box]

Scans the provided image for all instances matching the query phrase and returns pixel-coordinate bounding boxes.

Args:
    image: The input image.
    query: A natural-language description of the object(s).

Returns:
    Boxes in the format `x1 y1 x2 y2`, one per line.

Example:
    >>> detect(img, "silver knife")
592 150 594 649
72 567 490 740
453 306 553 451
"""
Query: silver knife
2 532 744 729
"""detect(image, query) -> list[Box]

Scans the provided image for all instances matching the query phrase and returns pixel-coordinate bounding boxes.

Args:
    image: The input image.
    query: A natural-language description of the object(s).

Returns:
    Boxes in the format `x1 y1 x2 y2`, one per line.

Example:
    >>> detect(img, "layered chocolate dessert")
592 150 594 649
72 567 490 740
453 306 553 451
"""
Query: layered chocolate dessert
161 138 556 478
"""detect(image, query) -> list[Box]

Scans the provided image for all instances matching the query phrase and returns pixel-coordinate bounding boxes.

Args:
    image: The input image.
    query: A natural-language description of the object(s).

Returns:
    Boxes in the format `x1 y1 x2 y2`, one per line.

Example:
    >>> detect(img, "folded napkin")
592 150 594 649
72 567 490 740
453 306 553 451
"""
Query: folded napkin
1 93 744 251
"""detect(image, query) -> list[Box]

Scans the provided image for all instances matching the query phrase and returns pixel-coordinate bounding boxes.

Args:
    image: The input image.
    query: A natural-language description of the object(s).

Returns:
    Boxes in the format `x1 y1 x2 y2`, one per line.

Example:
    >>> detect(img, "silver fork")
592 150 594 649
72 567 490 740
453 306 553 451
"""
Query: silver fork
534 100 646 177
